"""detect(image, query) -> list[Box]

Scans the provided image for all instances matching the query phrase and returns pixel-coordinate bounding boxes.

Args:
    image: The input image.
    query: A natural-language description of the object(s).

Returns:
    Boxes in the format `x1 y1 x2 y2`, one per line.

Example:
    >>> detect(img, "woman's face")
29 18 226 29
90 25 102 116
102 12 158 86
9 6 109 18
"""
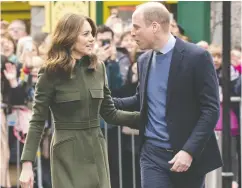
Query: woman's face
38 35 51 57
170 19 180 37
31 56 43 83
73 20 95 57
1 37 15 57
32 43 38 56
120 33 137 53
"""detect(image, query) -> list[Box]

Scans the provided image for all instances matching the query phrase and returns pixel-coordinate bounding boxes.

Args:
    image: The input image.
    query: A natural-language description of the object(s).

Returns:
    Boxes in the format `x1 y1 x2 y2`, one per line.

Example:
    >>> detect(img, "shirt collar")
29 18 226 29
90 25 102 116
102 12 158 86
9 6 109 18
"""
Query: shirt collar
76 56 89 66
156 34 176 55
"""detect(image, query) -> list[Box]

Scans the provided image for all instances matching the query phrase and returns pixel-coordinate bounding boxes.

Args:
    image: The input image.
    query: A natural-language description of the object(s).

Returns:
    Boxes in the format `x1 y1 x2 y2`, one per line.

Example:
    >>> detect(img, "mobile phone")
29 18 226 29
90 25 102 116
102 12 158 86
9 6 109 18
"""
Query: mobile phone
102 39 111 46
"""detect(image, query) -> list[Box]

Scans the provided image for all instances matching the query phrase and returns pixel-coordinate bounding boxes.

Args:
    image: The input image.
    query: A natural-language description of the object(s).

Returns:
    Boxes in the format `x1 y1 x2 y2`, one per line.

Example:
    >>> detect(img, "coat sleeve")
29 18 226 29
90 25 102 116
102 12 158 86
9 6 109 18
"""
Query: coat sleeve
21 68 55 162
113 61 141 111
182 51 220 159
100 62 140 128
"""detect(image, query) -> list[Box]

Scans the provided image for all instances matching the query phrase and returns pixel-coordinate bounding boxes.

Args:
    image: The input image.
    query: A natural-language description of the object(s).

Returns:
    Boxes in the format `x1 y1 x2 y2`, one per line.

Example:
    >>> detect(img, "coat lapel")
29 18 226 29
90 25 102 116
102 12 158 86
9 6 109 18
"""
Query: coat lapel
143 51 153 89
166 38 184 112
141 50 153 108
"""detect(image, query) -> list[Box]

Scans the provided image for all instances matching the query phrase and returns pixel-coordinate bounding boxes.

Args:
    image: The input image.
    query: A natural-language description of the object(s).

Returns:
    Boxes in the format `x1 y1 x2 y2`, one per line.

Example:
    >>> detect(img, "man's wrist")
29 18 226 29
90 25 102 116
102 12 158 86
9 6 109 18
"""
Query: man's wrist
181 149 193 159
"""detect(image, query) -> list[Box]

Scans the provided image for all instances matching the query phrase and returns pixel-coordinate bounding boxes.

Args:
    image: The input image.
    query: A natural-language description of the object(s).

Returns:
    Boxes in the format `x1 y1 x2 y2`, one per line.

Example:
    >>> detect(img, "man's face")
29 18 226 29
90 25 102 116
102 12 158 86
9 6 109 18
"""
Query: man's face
131 12 153 50
96 32 113 48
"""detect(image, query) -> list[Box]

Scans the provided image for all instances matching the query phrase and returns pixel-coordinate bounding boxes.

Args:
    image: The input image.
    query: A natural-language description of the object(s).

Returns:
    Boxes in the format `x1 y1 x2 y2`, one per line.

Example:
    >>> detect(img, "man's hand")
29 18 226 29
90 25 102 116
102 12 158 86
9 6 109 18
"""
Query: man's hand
169 150 193 172
110 45 117 61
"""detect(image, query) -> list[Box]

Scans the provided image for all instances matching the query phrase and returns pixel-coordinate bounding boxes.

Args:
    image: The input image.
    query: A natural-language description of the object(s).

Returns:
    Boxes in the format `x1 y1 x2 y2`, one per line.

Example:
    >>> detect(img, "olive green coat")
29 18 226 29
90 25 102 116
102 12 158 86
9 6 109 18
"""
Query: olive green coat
21 60 140 188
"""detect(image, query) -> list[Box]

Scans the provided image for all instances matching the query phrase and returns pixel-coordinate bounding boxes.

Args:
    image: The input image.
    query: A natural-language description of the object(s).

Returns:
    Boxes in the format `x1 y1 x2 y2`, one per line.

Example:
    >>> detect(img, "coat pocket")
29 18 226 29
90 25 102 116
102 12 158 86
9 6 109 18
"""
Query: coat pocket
55 91 80 103
89 89 104 99
53 136 76 150
89 89 104 118
51 135 77 187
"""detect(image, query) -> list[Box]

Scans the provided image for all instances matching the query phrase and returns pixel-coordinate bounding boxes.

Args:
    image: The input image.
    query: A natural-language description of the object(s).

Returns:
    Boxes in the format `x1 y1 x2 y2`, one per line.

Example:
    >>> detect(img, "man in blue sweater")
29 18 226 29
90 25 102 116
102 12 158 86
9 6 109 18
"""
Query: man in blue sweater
114 2 222 188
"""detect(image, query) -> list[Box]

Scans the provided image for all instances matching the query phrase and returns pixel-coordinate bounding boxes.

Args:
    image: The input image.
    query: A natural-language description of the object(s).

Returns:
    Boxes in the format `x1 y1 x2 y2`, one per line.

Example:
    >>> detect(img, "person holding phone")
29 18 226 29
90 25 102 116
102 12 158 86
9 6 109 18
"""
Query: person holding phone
94 25 124 188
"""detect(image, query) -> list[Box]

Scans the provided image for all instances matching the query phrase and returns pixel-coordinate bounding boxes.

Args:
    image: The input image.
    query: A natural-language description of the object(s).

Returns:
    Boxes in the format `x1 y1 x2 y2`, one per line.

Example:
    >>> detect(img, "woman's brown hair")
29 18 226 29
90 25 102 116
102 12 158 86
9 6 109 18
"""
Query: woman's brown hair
32 32 49 55
45 13 97 79
119 30 131 45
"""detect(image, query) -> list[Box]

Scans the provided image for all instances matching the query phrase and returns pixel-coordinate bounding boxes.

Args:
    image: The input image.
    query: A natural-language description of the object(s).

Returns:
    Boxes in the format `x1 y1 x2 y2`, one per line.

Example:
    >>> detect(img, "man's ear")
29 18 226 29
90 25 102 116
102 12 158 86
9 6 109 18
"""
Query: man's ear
151 21 159 33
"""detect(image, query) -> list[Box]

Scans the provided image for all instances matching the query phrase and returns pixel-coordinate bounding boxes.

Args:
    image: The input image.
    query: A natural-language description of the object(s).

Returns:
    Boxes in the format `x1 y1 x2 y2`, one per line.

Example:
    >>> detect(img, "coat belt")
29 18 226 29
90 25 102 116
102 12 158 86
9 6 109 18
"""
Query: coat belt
54 119 100 130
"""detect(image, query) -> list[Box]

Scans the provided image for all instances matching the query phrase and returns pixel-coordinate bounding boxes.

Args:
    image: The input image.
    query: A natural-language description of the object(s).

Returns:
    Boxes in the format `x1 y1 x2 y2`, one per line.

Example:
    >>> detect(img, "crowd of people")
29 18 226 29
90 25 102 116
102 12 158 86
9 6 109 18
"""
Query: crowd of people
0 6 241 188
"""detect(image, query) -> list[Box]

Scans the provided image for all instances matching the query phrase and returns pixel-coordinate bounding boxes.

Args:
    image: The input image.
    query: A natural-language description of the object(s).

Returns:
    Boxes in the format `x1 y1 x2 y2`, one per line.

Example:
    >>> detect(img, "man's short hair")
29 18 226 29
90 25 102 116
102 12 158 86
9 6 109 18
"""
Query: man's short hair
137 2 171 32
96 25 114 39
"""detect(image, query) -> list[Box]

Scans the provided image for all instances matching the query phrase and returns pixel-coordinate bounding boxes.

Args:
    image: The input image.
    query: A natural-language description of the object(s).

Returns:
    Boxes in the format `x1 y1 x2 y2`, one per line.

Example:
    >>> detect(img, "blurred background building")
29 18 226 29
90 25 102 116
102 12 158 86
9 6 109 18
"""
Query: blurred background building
1 1 240 46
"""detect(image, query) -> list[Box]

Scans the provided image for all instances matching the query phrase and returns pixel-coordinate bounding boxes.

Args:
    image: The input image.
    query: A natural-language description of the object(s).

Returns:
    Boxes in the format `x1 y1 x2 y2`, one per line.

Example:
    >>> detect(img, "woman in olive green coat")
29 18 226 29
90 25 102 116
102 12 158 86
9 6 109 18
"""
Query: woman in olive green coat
19 13 140 188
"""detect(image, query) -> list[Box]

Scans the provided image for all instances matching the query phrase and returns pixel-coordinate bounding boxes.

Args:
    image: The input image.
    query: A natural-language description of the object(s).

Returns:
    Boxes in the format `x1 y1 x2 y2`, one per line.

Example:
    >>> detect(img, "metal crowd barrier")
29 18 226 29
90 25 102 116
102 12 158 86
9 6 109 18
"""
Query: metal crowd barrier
206 96 241 188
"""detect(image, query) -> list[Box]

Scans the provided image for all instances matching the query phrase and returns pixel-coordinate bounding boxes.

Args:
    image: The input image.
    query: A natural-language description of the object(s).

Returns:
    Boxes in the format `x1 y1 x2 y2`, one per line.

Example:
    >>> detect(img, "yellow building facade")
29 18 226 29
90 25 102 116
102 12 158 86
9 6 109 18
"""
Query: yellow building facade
1 1 96 33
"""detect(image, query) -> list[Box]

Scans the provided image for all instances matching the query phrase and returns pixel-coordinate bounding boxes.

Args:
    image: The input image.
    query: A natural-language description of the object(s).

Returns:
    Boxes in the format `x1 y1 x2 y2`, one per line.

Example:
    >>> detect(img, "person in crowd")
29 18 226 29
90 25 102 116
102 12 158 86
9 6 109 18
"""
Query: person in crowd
119 30 137 61
113 2 222 188
116 32 134 85
180 35 190 42
170 18 191 42
170 18 184 38
1 55 29 188
230 46 242 188
1 33 18 63
39 34 52 59
196 41 209 50
19 13 140 188
0 94 11 188
1 20 9 34
16 36 32 61
95 24 125 188
118 30 142 188
32 32 49 58
1 55 13 188
33 32 52 59
231 48 241 74
95 25 123 88
17 32 52 188
208 44 241 188
105 14 124 46
8 20 27 43
0 20 9 36
209 44 240 85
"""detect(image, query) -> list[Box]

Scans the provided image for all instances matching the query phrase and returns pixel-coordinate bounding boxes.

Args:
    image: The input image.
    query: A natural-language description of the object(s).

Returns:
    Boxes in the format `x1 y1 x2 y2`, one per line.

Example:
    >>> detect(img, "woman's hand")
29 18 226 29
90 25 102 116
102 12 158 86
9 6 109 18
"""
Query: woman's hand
19 162 34 188
3 63 18 87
